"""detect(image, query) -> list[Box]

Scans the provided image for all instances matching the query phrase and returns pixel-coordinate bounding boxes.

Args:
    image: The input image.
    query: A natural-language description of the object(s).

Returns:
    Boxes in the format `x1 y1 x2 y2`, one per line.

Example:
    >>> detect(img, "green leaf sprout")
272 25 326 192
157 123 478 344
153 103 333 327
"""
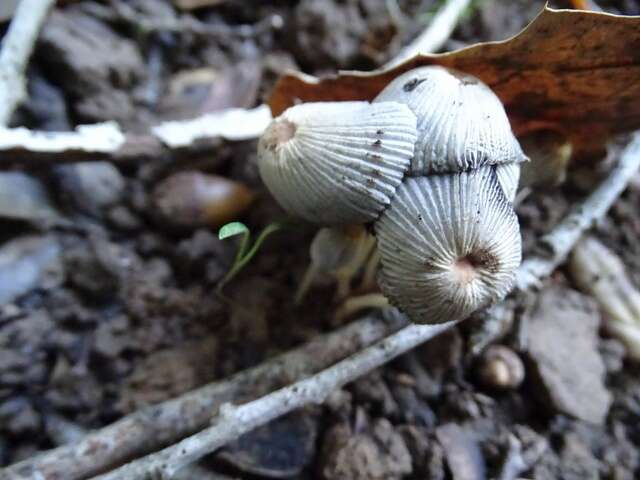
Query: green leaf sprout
217 221 284 293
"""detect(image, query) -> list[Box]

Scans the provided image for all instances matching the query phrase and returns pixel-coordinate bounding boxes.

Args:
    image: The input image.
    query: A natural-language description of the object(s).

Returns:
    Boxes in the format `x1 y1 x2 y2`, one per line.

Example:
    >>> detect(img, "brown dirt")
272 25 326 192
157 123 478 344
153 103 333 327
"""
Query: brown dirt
2 0 640 478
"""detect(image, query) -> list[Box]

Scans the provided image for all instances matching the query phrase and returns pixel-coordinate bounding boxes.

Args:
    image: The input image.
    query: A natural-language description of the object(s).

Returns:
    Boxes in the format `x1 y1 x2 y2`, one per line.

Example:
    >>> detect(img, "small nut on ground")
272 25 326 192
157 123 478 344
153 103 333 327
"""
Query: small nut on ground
476 345 524 390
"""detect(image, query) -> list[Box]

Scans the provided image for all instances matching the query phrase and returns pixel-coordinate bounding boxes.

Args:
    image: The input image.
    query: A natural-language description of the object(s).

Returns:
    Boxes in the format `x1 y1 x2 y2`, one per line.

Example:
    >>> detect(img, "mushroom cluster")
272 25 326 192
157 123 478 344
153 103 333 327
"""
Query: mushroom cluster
257 66 527 324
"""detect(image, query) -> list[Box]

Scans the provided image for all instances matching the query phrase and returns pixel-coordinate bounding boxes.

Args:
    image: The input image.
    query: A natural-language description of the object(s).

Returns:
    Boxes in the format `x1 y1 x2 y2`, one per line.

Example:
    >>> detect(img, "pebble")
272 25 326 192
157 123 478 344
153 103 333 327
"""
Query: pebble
525 287 612 424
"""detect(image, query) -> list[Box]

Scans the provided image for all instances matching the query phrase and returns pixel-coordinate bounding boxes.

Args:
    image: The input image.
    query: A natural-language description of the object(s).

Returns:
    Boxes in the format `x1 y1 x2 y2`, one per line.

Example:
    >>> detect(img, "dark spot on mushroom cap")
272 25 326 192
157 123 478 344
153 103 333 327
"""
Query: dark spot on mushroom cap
403 77 426 92
262 119 297 152
452 249 501 285
467 248 501 274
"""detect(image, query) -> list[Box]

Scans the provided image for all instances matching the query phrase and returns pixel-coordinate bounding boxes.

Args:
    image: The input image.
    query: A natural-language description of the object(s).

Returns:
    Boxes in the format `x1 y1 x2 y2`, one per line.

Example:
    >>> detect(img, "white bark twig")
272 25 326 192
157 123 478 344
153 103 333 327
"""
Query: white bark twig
90 133 640 479
384 0 472 69
471 132 640 354
515 132 640 292
0 0 56 125
0 106 273 165
0 315 402 480
91 321 458 480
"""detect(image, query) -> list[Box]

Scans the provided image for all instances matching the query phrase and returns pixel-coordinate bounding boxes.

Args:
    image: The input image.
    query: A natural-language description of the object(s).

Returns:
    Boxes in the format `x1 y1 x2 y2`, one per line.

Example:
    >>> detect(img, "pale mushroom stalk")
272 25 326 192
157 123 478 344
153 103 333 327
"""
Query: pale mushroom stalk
294 225 376 304
334 293 390 323
334 233 376 300
360 247 381 291
519 130 573 189
295 263 321 306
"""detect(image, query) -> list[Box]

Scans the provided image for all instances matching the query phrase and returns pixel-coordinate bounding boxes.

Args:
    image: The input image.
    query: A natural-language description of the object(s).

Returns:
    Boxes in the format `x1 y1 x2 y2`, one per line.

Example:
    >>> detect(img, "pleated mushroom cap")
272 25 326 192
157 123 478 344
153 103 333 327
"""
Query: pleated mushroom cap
257 101 417 224
495 163 520 203
375 166 521 324
374 66 527 175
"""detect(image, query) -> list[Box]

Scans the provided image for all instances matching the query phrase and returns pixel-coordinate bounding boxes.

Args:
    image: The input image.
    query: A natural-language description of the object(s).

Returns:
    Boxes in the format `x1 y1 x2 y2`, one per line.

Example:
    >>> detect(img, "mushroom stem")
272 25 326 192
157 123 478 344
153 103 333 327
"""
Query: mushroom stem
296 227 377 305
333 234 376 301
294 263 320 306
360 248 381 292
334 293 390 323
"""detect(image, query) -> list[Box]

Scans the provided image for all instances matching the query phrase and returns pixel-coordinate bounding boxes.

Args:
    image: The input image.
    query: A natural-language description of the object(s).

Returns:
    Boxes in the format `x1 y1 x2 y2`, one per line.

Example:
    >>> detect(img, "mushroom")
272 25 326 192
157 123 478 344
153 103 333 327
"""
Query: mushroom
519 129 573 189
295 225 376 304
257 67 525 325
375 166 521 324
152 171 255 229
257 101 417 224
373 66 528 176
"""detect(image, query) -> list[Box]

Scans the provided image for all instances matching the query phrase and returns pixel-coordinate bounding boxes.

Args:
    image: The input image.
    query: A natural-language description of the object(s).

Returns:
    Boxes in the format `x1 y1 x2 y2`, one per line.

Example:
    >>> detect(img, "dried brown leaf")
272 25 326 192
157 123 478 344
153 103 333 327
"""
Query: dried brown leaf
269 7 640 156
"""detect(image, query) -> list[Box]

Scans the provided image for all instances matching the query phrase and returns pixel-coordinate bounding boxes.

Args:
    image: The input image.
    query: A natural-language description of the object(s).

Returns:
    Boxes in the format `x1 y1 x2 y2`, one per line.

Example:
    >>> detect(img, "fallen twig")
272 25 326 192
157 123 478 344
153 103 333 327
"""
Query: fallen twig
515 132 640 292
88 133 640 479
0 315 403 480
471 132 640 354
384 0 472 68
92 320 458 480
151 105 271 148
0 106 273 165
0 122 125 154
0 0 56 125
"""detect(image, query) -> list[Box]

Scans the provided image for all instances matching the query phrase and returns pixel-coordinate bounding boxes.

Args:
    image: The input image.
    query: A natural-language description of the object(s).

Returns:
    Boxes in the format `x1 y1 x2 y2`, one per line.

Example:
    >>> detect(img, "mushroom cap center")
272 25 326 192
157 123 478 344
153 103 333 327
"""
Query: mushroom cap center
452 249 500 286
262 119 297 151
453 256 477 285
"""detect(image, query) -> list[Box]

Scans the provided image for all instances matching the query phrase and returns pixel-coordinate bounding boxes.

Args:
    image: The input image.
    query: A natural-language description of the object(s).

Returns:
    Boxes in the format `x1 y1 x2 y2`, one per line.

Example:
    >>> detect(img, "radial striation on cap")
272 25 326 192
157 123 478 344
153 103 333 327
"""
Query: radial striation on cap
257 101 418 224
374 66 528 176
375 166 522 324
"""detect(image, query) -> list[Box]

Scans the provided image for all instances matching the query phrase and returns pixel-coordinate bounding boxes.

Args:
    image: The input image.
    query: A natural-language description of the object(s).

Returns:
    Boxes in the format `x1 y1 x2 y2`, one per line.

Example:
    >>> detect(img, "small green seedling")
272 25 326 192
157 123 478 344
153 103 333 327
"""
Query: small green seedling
217 221 284 293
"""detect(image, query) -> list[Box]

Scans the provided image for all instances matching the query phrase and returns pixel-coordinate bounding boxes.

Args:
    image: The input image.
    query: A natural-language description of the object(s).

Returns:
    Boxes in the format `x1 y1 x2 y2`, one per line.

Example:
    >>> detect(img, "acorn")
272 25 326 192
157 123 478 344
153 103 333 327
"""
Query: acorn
375 166 521 324
373 66 528 176
476 345 525 390
257 101 417 224
152 171 255 229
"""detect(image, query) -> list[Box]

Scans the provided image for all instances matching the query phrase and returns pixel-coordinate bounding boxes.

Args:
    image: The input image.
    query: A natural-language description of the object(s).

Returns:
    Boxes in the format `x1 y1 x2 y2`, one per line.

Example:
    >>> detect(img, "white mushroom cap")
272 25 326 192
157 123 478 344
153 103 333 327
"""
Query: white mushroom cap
374 66 528 175
257 101 417 224
495 163 520 203
375 166 521 324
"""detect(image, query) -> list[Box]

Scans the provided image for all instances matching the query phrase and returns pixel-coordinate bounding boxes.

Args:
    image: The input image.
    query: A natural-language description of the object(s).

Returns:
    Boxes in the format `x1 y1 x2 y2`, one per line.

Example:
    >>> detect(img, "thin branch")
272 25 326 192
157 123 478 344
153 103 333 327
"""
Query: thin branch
515 132 640 292
0 0 56 125
92 320 458 480
384 0 472 69
0 106 273 166
0 315 403 480
89 133 640 479
471 132 640 355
